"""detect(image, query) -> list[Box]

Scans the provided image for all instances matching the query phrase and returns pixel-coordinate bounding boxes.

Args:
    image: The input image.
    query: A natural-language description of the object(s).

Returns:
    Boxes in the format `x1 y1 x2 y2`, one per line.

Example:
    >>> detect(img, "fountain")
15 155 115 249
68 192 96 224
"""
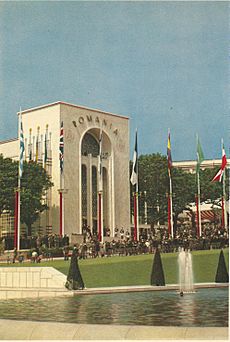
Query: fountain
178 247 195 294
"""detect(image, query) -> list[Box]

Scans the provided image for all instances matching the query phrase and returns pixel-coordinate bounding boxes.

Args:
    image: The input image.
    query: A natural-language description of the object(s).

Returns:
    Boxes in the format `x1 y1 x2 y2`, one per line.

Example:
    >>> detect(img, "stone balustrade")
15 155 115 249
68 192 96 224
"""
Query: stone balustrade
0 267 72 299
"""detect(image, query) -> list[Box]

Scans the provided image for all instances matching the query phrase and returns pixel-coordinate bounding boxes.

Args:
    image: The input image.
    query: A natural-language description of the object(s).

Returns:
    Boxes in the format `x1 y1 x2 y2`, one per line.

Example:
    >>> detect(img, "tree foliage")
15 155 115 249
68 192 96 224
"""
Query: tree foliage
20 162 53 236
215 249 229 283
0 155 53 235
150 248 165 286
131 153 196 229
130 153 227 230
0 155 18 215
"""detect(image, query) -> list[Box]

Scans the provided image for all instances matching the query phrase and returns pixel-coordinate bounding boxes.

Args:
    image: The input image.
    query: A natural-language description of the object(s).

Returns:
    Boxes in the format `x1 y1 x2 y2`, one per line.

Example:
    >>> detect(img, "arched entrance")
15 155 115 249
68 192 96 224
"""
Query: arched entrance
80 129 112 238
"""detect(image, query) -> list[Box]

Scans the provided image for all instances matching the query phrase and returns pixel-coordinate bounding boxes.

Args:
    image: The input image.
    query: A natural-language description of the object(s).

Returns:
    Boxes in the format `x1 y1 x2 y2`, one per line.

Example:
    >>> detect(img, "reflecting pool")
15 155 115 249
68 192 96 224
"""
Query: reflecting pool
0 288 228 327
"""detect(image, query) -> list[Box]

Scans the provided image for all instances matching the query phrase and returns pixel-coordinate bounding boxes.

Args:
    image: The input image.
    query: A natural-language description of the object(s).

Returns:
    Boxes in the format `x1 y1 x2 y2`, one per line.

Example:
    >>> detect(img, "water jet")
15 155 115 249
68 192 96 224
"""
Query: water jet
178 247 195 294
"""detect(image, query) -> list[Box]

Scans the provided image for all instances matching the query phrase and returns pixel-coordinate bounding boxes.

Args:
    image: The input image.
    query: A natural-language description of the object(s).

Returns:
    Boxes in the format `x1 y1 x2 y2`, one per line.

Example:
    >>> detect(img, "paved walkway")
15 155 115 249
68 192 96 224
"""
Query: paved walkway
0 319 228 340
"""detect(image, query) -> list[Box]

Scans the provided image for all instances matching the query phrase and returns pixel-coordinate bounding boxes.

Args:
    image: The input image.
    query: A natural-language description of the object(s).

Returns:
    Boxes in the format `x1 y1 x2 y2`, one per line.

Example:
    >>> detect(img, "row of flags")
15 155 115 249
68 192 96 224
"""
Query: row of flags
20 124 50 168
130 130 228 239
17 111 228 246
19 118 63 175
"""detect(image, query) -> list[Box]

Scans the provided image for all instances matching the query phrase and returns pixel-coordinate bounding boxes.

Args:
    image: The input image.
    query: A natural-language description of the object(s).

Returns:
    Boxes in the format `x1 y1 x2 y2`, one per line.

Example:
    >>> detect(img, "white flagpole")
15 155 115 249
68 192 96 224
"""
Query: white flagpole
136 165 139 241
130 129 139 241
17 108 23 250
197 171 202 237
167 129 174 238
98 128 103 243
196 134 202 237
169 176 174 238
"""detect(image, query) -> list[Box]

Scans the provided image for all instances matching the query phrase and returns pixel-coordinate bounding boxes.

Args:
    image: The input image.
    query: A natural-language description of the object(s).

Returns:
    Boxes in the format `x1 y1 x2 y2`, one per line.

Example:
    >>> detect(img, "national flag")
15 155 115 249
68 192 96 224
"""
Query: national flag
98 129 103 192
59 121 64 173
212 144 227 182
196 136 204 173
130 130 138 186
167 131 172 176
98 129 103 177
29 129 32 162
19 116 25 178
35 134 39 162
44 130 48 168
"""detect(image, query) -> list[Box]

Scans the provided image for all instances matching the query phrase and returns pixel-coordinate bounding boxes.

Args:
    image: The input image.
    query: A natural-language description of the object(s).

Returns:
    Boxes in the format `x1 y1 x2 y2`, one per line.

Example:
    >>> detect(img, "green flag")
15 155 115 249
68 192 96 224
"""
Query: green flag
196 136 204 173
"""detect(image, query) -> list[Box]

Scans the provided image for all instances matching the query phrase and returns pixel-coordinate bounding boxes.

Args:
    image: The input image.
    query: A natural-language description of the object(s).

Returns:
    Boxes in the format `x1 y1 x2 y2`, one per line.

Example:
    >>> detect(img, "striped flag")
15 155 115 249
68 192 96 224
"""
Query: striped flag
59 121 64 173
167 131 172 176
19 116 25 178
212 144 227 182
130 130 138 187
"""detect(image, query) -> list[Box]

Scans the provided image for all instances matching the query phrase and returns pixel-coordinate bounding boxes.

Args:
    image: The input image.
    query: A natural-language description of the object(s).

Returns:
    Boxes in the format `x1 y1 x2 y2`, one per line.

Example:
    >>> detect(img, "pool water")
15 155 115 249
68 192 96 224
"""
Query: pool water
0 288 228 327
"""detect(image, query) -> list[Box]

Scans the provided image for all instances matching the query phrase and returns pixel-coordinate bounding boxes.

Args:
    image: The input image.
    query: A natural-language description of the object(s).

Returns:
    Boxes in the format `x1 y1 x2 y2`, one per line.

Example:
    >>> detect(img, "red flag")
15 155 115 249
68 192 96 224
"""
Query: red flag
212 146 227 182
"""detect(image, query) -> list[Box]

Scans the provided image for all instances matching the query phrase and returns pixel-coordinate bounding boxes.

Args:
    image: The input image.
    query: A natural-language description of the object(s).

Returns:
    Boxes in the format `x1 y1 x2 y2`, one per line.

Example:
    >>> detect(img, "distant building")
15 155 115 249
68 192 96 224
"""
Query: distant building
173 159 228 173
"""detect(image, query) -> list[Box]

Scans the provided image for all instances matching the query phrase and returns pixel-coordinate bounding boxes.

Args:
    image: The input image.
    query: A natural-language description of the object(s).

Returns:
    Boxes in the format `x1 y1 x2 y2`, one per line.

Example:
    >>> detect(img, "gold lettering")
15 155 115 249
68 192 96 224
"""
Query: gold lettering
79 117 84 124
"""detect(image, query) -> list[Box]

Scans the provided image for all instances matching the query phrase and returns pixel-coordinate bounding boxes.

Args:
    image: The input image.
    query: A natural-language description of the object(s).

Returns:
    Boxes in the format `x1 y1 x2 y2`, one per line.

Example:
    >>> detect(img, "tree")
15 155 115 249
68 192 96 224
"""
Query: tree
130 153 196 232
170 167 196 233
20 162 53 236
150 248 165 286
138 153 169 226
0 155 18 215
0 155 53 236
215 250 229 283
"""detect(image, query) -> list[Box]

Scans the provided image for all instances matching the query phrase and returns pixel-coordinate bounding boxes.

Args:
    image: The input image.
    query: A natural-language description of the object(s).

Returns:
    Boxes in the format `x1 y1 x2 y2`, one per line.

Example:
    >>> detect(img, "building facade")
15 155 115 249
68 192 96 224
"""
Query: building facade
0 102 131 240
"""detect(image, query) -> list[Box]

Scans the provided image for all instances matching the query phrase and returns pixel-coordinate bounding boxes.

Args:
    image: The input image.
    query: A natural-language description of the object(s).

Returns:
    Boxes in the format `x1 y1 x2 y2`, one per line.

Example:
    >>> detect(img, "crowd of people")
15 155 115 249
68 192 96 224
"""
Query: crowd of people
0 233 70 252
0 222 228 261
75 223 229 259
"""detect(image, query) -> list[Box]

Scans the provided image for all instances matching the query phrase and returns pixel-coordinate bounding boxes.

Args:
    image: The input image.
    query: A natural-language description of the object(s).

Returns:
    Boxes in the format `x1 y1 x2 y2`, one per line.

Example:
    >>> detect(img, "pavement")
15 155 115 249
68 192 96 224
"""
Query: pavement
0 319 228 340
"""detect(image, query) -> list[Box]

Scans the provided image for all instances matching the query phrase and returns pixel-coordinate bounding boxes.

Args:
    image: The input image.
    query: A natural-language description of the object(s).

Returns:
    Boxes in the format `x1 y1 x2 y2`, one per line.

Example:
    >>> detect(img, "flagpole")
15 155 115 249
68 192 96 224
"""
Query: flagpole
136 173 139 241
167 130 174 238
196 134 204 238
59 121 64 237
131 129 139 241
17 109 23 250
97 129 103 243
197 171 201 237
221 139 227 229
169 176 174 238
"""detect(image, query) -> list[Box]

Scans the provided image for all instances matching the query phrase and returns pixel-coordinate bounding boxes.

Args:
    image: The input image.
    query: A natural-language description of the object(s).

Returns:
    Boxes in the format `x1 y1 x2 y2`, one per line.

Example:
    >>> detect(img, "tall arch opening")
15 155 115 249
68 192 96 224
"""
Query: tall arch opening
80 129 112 237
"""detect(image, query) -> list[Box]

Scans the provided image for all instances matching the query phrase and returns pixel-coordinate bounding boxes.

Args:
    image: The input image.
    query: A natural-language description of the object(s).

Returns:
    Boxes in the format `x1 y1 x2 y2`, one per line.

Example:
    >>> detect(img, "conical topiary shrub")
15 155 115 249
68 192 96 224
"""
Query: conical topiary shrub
150 248 165 286
215 250 229 283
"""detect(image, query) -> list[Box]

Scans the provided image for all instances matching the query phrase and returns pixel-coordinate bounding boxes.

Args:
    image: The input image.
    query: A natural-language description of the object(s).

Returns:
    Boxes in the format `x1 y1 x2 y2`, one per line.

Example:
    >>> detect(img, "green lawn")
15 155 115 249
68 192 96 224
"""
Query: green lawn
0 249 228 288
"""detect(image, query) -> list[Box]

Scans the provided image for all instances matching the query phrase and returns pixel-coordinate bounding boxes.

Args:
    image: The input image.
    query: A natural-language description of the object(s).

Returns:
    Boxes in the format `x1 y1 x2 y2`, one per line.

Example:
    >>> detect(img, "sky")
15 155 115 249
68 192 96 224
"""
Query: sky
0 1 229 161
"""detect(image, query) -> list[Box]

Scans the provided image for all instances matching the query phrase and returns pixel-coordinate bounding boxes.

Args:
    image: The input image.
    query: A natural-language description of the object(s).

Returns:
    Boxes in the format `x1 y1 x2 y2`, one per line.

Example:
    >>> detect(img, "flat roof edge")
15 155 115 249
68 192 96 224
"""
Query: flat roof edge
0 137 18 145
18 101 130 120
